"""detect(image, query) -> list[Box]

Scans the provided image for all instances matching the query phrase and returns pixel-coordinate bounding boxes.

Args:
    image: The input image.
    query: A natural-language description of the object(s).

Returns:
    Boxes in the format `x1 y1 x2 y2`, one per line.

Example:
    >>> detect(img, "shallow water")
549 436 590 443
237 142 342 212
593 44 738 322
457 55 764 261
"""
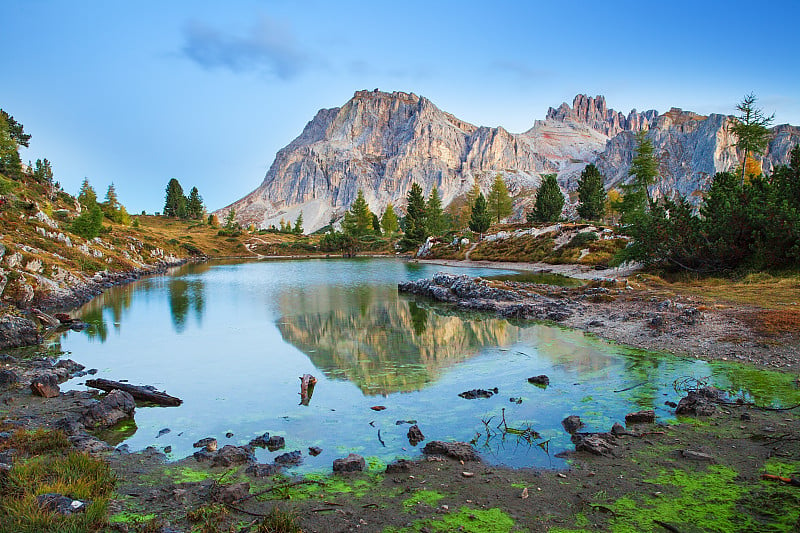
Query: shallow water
50 258 800 472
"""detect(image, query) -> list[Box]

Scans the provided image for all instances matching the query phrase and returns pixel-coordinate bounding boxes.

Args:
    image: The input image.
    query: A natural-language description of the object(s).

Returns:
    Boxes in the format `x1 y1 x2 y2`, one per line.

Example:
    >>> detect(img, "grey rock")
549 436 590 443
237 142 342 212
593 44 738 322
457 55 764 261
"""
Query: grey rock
407 424 425 446
625 410 655 425
212 445 256 467
421 441 480 462
80 390 135 429
676 387 721 417
193 437 218 452
0 315 41 349
572 433 616 456
308 446 323 456
30 374 60 398
386 459 412 473
561 415 584 435
274 450 302 466
333 453 365 472
527 375 550 387
266 435 285 451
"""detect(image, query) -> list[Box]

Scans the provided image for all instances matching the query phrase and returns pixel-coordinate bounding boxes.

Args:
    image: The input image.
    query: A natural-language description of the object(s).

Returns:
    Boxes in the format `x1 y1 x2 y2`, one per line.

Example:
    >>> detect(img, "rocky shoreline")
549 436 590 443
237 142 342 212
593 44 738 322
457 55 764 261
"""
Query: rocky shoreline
399 271 800 372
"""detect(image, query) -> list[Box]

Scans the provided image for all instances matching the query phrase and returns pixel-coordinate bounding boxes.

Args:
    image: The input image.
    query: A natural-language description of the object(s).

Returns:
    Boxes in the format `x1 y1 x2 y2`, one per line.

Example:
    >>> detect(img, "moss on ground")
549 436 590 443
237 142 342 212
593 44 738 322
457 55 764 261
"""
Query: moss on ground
387 506 516 532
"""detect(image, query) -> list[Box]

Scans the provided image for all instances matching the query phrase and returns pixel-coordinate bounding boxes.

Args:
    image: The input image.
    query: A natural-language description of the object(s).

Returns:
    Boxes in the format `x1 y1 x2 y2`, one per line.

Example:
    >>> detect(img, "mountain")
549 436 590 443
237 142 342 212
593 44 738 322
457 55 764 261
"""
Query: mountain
220 91 800 233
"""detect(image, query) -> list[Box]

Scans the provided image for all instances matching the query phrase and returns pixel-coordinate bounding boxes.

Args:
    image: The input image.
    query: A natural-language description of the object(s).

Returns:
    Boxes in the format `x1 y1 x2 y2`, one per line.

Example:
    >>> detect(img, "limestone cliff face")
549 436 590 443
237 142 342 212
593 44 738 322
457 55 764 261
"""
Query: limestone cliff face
221 91 800 232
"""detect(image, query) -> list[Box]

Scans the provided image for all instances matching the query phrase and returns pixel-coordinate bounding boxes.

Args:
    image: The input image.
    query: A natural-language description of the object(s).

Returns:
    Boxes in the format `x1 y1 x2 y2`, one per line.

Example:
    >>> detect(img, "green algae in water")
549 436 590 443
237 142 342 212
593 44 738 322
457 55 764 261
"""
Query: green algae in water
388 507 515 532
710 361 800 407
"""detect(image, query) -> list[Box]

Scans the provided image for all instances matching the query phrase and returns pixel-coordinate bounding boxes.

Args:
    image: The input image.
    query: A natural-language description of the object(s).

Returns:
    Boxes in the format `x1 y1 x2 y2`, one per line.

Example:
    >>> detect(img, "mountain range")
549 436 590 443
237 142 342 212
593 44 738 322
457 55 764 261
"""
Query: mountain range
219 90 800 233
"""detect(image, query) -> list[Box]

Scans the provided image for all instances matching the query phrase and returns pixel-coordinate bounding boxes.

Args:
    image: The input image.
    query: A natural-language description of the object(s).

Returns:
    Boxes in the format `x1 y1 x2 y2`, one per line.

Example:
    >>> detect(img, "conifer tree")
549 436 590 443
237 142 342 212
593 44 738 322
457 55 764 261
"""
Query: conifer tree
103 183 120 217
529 174 564 223
576 164 607 220
343 189 373 236
77 178 98 208
731 93 774 185
164 178 187 218
186 187 205 219
371 212 381 235
33 158 53 183
293 211 304 234
400 183 428 250
381 203 399 235
616 131 658 224
426 185 447 236
469 193 491 236
487 174 512 223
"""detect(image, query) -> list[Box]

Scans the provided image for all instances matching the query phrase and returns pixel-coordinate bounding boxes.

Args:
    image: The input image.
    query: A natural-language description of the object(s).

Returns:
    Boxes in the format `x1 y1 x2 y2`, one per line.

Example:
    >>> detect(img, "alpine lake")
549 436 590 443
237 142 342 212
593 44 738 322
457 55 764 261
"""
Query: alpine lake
48 258 800 473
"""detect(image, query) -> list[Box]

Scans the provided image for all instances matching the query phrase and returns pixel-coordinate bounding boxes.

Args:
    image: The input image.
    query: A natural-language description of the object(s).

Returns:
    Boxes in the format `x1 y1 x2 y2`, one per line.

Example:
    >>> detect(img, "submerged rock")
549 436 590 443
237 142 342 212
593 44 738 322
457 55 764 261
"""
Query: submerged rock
274 450 303 466
676 387 721 417
458 388 498 399
527 375 550 387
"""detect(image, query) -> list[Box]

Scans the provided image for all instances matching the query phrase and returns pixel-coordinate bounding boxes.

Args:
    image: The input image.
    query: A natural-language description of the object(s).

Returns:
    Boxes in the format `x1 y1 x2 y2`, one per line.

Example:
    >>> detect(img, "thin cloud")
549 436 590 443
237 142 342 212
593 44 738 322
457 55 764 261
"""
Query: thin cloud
181 16 308 80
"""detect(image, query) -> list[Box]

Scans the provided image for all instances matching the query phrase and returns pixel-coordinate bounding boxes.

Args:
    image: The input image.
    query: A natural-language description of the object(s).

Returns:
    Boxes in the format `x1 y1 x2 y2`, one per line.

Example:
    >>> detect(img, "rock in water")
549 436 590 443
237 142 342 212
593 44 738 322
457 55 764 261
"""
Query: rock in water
624 410 655 425
80 390 135 429
527 375 550 387
333 453 365 472
561 415 584 435
407 425 425 446
0 315 41 349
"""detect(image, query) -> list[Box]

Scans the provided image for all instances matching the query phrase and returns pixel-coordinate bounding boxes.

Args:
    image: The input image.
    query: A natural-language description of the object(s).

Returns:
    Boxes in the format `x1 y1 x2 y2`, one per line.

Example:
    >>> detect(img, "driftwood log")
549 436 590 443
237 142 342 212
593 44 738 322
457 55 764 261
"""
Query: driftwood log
85 378 182 406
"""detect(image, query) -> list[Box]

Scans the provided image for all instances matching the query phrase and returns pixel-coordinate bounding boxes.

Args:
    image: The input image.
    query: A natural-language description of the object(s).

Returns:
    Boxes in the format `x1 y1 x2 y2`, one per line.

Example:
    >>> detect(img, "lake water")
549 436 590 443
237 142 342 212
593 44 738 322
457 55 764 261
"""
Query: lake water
50 258 800 472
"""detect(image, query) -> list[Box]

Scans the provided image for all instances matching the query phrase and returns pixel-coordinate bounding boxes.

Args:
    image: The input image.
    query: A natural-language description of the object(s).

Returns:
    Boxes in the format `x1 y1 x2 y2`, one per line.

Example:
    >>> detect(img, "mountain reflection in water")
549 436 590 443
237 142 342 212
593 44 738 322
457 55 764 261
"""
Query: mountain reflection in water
277 285 617 395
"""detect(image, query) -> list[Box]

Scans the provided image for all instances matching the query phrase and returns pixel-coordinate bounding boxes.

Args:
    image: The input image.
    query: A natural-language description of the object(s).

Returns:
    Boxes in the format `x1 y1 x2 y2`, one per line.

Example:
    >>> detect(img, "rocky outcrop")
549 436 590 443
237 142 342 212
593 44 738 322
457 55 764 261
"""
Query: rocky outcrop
221 90 800 232
0 315 41 349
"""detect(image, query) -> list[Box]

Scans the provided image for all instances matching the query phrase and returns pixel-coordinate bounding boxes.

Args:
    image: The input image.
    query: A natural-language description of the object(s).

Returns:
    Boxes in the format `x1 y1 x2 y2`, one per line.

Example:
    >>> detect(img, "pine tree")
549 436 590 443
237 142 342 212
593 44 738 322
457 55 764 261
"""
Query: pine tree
426 185 447 236
70 204 104 239
186 187 205 219
381 203 399 235
342 189 373 236
529 174 564 223
371 212 381 235
487 174 512 223
731 93 774 185
400 183 428 250
576 164 607 220
293 211 304 234
617 131 658 224
224 208 237 229
103 183 120 218
469 193 491 236
164 178 186 218
33 158 53 183
0 114 23 178
77 178 98 208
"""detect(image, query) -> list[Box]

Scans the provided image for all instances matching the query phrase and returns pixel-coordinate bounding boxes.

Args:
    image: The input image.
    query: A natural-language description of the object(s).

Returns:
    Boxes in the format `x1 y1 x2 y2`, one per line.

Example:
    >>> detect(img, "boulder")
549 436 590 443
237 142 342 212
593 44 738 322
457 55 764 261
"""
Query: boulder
0 315 41 349
676 387 721 417
193 437 218 452
248 432 270 448
80 390 135 429
421 441 480 462
561 415 584 435
54 359 85 374
30 374 60 398
625 410 655 425
572 433 616 456
407 424 425 446
386 459 412 473
458 388 498 399
266 435 285 451
274 450 302 466
212 445 255 467
333 453 365 472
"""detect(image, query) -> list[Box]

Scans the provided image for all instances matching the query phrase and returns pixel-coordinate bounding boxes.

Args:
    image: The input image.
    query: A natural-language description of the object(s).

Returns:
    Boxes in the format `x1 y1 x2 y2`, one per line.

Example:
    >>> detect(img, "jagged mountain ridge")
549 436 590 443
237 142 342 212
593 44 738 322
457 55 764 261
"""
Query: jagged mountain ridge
221 90 800 232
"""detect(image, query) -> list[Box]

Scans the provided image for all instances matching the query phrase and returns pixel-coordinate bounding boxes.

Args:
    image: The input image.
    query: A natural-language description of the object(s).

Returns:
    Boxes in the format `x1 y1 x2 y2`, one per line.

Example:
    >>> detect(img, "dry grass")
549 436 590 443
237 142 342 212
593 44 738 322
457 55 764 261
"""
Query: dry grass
641 272 800 311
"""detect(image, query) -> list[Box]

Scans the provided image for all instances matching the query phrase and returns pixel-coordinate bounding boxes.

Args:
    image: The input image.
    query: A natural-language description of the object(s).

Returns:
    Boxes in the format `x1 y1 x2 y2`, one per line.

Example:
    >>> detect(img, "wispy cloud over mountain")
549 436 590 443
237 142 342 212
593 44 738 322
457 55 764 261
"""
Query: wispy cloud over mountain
181 16 308 80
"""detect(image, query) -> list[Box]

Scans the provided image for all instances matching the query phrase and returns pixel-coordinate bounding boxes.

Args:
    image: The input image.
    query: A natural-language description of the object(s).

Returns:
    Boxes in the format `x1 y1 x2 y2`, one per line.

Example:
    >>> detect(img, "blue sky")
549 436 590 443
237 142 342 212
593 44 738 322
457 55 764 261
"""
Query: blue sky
2 0 798 214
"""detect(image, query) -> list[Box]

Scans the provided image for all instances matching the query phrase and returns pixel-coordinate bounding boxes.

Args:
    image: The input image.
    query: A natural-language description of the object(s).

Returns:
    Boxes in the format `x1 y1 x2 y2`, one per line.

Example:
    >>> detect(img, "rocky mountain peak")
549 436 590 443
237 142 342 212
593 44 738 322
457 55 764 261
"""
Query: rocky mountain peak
220 91 800 233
